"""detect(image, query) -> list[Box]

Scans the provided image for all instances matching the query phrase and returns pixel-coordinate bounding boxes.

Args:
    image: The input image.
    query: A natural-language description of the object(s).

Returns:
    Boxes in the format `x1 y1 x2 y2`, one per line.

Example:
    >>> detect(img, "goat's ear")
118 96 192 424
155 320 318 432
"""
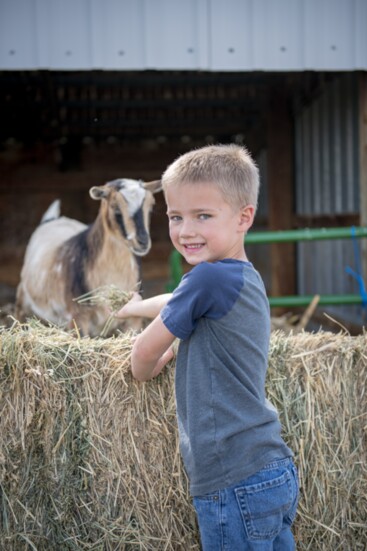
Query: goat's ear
144 180 162 194
89 186 109 200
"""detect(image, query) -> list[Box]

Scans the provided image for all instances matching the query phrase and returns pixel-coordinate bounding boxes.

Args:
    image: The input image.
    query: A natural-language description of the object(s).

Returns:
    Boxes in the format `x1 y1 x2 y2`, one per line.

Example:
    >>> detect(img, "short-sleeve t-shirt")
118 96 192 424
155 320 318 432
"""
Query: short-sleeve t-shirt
161 259 292 497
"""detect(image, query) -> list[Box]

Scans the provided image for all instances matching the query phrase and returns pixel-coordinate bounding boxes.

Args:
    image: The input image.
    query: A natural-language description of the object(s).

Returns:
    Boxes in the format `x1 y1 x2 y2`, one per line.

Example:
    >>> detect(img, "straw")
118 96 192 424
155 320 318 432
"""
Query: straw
0 321 366 550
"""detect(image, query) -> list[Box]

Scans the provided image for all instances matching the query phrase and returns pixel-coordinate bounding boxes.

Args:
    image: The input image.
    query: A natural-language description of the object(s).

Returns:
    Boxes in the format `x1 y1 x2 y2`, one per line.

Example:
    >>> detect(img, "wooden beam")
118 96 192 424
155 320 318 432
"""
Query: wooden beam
266 89 296 303
295 213 359 228
359 72 367 279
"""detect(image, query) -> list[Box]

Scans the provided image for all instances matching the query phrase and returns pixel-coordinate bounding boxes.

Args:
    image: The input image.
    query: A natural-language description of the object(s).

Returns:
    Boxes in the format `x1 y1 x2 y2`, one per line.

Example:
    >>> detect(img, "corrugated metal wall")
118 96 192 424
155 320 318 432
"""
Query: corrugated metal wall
295 74 359 216
0 0 366 71
295 73 364 325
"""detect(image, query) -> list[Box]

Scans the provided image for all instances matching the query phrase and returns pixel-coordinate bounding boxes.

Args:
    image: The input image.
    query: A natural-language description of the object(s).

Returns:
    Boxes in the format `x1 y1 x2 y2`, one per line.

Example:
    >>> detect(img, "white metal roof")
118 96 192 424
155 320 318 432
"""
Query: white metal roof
0 0 366 71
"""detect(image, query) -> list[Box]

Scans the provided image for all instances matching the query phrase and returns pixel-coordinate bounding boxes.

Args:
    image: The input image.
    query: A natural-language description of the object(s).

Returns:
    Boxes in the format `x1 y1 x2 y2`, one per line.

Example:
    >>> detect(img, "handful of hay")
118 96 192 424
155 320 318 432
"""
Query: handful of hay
74 285 135 337
0 321 367 550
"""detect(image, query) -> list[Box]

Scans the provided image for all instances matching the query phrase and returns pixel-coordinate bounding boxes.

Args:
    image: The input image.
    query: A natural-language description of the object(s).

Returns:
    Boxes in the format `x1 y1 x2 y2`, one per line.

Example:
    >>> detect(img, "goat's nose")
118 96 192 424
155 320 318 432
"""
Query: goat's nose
136 230 149 247
138 236 149 247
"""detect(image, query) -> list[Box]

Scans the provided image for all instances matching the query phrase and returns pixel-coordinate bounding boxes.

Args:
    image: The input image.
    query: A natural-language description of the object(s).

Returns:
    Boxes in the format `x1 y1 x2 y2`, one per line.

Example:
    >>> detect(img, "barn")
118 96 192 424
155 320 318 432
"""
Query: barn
1 0 367 331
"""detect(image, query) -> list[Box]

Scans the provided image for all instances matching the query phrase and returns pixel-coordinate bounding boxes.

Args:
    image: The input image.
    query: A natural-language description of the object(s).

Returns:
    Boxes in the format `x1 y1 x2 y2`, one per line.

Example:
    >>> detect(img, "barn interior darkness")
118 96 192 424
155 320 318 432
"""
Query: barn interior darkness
0 70 334 307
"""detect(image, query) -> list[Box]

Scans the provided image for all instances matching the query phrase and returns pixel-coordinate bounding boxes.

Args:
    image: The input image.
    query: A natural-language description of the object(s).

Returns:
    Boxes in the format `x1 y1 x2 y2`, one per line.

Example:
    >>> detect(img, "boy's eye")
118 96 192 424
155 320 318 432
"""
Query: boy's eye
169 215 182 222
198 213 211 220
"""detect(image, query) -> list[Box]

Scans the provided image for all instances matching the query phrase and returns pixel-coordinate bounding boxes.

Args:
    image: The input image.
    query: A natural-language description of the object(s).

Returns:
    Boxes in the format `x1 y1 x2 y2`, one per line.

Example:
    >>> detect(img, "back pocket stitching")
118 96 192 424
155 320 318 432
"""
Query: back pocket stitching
235 471 292 540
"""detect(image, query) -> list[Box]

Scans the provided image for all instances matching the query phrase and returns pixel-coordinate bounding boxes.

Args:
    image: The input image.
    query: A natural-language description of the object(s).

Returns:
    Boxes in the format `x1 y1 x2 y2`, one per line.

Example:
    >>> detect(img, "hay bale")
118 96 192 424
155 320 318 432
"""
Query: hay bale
0 321 366 550
268 331 367 549
0 320 196 550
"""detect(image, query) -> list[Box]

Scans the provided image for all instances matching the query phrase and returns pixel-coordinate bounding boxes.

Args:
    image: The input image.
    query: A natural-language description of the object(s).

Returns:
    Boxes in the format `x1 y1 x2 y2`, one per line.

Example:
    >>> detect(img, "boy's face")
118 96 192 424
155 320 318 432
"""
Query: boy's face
166 182 254 265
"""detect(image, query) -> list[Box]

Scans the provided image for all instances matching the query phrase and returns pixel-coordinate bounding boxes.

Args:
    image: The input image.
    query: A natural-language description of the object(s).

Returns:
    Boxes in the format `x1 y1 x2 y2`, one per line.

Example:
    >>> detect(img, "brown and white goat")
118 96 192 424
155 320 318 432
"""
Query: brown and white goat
15 178 162 336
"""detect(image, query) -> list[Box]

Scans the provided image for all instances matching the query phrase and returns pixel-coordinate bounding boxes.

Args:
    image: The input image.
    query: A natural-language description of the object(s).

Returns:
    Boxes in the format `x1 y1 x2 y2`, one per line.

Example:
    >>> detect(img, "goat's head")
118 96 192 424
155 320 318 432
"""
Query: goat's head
89 178 162 256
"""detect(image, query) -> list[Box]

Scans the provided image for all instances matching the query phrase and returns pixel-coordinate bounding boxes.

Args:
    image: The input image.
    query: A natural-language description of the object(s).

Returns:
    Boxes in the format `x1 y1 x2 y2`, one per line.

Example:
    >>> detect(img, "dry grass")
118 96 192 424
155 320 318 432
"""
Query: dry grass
0 320 366 550
74 285 135 337
268 330 367 550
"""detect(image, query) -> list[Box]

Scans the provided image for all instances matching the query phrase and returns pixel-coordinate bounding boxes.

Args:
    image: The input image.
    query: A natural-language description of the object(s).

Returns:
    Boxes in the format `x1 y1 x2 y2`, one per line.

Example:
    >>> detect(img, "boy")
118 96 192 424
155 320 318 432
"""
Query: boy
116 144 299 550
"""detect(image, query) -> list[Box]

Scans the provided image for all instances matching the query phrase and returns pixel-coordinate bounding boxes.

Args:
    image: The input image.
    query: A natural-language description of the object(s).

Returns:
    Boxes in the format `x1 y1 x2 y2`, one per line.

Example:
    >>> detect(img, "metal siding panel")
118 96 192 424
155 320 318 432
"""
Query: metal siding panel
307 74 361 217
332 79 343 213
145 0 203 69
345 74 359 212
295 74 361 325
197 0 210 69
41 0 92 69
297 242 305 293
328 87 337 214
272 212 363 327
304 0 357 70
297 240 358 292
355 0 367 69
90 0 145 69
1 0 367 70
341 76 354 212
0 0 38 69
210 0 254 71
303 0 324 70
35 0 52 68
299 242 313 293
317 242 327 293
333 241 344 295
323 240 333 293
252 0 303 70
352 77 360 211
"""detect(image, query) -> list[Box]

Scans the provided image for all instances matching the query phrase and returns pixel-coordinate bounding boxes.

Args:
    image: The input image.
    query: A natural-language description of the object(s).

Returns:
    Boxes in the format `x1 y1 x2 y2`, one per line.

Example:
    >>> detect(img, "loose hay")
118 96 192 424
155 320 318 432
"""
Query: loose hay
74 285 135 337
0 321 366 550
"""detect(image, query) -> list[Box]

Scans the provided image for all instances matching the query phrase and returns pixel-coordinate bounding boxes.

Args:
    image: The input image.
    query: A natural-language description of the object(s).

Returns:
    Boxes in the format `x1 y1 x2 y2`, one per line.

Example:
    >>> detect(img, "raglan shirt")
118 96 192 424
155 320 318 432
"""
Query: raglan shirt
161 259 292 497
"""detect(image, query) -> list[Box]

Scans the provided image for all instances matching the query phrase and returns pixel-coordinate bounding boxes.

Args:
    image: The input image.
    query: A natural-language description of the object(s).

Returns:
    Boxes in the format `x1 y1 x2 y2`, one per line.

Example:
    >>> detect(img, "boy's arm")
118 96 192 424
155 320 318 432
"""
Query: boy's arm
115 292 172 320
131 314 176 382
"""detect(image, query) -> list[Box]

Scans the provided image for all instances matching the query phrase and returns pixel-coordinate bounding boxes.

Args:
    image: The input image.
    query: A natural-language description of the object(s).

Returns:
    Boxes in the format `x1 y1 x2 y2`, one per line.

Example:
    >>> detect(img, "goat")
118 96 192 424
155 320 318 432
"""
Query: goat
15 178 162 336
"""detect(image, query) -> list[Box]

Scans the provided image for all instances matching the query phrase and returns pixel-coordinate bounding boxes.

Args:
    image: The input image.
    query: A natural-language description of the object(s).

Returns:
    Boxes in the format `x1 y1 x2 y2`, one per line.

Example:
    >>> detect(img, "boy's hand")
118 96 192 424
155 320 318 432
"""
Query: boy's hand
131 316 176 381
151 346 175 378
115 292 142 319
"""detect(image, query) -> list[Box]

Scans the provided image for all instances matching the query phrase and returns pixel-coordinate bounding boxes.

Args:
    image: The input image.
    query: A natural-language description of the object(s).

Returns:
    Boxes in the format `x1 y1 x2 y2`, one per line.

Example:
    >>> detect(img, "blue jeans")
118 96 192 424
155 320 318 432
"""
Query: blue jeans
193 457 299 551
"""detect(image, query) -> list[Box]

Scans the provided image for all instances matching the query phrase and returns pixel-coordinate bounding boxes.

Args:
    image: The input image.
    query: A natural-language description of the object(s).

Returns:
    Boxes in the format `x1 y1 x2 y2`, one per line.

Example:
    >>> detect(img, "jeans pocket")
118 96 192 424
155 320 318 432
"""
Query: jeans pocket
235 470 293 540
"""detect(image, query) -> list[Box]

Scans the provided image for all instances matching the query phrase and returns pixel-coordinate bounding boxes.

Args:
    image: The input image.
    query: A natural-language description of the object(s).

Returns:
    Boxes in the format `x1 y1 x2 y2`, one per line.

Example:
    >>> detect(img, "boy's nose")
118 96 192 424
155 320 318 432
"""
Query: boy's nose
179 219 196 237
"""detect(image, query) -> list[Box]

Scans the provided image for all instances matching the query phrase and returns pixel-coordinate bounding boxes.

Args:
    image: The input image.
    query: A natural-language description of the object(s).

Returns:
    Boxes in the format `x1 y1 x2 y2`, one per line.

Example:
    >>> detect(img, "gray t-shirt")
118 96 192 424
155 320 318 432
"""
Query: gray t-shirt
161 259 292 497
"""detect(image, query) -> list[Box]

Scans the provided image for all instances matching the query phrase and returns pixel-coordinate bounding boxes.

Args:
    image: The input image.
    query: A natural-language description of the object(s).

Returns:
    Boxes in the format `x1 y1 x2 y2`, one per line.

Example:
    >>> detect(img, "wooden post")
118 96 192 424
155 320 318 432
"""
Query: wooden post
266 87 296 304
359 72 367 280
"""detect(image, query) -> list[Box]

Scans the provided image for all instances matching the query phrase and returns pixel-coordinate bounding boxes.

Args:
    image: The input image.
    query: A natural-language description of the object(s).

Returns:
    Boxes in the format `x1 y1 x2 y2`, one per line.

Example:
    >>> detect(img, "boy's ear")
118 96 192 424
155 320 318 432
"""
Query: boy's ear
238 205 255 232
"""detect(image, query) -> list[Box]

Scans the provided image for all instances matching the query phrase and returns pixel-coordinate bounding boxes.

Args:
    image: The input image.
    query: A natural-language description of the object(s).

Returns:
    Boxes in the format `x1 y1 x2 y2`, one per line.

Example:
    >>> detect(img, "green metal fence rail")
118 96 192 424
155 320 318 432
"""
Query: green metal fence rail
246 226 367 244
166 226 367 308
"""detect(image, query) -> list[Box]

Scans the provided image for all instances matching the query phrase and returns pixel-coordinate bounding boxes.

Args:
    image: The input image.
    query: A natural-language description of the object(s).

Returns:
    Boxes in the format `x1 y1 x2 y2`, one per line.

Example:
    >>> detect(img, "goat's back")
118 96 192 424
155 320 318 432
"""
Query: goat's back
16 217 87 324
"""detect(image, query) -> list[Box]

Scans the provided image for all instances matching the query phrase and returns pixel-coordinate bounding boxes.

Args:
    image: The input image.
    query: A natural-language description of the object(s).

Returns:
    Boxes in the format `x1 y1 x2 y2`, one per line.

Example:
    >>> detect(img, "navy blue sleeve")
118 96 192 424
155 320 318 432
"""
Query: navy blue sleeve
161 261 244 340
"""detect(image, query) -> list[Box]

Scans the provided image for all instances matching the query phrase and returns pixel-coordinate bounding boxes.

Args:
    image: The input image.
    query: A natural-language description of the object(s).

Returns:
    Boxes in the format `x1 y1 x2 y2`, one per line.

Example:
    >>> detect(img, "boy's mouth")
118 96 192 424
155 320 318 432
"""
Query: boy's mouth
183 243 204 250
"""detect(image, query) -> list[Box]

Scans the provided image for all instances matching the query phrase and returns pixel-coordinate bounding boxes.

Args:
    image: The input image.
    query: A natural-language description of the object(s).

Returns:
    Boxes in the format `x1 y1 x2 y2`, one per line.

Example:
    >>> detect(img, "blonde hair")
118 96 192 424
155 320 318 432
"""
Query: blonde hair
161 144 259 212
